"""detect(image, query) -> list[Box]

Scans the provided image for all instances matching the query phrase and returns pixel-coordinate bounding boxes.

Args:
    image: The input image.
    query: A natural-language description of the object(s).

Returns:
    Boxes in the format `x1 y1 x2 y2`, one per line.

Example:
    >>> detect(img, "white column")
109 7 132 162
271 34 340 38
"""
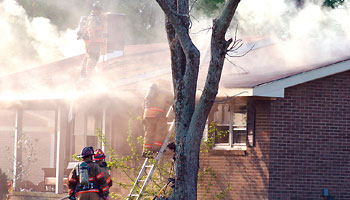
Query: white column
83 114 87 147
55 106 67 194
101 107 106 152
13 109 23 192
68 102 75 161
50 133 55 168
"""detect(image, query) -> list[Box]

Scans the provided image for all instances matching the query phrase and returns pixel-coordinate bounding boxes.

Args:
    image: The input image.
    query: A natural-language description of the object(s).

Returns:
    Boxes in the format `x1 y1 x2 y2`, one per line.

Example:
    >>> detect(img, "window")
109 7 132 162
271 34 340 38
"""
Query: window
208 99 255 150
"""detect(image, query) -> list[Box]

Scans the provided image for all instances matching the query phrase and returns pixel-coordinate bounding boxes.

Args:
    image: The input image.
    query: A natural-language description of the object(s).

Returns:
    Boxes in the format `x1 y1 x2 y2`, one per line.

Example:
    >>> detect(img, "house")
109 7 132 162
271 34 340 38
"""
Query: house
197 38 350 199
0 41 173 193
0 34 349 199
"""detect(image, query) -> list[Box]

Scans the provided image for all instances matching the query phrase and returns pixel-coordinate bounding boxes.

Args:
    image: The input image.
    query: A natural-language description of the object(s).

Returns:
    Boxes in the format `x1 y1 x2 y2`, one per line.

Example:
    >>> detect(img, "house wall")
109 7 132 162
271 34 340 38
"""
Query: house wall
267 70 350 199
198 70 350 199
198 100 271 199
109 97 145 195
22 110 56 185
0 110 16 178
0 109 55 186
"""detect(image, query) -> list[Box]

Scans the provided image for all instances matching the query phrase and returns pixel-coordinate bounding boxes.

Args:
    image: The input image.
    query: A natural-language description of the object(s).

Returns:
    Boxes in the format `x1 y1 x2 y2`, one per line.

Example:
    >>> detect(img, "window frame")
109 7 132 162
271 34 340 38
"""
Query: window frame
207 98 255 151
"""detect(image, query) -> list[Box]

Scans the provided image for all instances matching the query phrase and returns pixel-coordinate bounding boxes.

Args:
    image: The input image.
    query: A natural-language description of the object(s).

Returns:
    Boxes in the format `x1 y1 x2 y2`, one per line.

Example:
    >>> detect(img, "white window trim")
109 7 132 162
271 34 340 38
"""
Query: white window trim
208 104 249 151
213 144 247 151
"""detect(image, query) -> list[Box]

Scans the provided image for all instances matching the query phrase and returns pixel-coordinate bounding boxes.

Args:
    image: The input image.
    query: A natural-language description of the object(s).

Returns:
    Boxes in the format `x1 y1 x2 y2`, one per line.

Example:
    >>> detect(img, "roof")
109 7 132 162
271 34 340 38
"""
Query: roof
199 37 350 97
0 37 349 102
0 43 172 102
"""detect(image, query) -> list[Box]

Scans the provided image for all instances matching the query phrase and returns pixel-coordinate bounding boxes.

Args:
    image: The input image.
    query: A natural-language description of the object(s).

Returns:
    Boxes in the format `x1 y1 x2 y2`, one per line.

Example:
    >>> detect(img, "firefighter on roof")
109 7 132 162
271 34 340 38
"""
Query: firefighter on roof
68 147 109 200
94 149 112 192
79 1 105 78
142 79 173 158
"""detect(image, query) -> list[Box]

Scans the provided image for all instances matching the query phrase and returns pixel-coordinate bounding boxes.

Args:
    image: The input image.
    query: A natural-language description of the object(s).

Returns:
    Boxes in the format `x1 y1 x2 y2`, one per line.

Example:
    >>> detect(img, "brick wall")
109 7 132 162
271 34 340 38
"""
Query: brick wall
198 100 271 199
267 70 350 199
198 70 350 199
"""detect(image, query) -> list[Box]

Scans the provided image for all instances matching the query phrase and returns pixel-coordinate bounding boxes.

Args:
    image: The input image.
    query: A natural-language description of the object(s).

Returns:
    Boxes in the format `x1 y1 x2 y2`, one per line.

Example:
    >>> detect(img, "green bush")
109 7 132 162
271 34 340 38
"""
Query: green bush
0 168 9 200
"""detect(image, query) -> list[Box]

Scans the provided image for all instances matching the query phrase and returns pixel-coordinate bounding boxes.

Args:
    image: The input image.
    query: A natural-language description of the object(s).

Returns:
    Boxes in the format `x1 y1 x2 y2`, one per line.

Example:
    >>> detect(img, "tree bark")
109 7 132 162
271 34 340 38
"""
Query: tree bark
156 0 241 199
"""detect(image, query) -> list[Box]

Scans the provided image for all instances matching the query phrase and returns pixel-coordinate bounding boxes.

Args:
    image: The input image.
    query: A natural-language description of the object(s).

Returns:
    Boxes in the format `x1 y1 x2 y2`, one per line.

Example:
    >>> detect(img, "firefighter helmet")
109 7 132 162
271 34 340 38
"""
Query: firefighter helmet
92 1 102 11
94 149 105 160
78 146 95 158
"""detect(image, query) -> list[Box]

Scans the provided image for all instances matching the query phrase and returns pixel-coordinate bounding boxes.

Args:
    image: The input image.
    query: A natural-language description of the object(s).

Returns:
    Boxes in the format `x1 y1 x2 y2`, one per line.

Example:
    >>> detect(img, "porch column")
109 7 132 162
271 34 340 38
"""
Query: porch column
68 102 75 162
83 114 87 147
67 104 75 163
13 109 23 192
101 107 106 152
55 106 68 194
102 107 112 155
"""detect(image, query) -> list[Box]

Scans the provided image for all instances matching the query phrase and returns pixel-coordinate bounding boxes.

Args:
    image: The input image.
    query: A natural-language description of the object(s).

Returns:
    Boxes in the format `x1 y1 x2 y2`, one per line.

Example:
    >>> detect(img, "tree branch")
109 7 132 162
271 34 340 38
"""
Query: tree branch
187 0 241 149
214 0 241 37
156 0 189 28
189 0 199 13
156 0 197 57
157 0 200 112
225 57 248 74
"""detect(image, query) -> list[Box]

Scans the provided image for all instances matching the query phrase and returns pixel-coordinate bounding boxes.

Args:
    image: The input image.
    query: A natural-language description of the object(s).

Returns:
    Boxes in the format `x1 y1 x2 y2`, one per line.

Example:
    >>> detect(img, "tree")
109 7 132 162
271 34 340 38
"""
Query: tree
191 0 226 17
94 119 230 199
155 0 241 199
6 135 37 187
0 168 9 200
323 0 344 8
107 0 166 44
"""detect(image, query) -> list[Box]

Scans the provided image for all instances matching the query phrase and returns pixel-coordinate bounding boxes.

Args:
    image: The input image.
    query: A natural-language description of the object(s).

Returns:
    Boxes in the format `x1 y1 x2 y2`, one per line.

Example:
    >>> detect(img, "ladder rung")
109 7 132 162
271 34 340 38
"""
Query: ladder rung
131 194 139 197
145 165 153 168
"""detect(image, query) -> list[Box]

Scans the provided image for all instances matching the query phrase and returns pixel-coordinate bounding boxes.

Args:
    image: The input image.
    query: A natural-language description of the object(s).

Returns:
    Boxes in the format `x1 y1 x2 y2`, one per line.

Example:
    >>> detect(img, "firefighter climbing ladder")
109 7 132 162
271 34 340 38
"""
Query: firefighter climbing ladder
127 106 175 200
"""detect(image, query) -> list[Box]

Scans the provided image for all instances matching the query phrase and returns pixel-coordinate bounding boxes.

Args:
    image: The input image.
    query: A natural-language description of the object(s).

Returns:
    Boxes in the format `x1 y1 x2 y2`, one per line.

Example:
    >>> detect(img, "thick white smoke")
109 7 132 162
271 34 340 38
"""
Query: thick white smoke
0 0 84 77
0 0 349 100
189 0 350 91
235 0 350 40
231 0 350 72
191 0 350 46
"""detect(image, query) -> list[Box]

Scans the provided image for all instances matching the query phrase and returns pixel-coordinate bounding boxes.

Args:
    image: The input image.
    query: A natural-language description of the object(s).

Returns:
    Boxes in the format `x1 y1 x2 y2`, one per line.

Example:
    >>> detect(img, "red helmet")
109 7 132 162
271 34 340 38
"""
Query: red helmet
94 149 105 160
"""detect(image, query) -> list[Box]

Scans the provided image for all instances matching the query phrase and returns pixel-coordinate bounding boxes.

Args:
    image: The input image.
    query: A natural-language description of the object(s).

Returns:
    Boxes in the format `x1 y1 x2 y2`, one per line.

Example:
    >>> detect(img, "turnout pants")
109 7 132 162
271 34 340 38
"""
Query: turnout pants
143 116 168 153
81 43 101 76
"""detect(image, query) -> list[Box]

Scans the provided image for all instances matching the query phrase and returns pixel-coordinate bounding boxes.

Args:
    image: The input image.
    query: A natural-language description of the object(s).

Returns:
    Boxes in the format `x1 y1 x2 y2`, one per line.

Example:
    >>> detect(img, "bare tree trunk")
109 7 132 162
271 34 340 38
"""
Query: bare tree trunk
156 0 241 199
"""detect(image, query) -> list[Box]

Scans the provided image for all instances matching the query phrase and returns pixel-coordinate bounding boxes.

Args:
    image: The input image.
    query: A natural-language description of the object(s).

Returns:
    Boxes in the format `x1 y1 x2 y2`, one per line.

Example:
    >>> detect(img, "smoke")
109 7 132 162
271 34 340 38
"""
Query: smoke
0 0 349 101
188 0 350 91
235 0 350 40
229 0 350 73
191 0 350 48
0 0 84 77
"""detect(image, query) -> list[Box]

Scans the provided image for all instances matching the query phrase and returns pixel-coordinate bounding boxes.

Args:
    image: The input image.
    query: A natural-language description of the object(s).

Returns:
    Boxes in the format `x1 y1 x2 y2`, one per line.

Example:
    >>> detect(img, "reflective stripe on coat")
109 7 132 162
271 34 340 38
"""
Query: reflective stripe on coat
143 107 165 118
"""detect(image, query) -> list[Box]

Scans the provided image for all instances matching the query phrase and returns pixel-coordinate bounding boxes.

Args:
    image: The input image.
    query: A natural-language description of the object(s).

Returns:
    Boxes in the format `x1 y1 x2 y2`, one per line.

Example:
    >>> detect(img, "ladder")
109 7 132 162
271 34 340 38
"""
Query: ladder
127 107 174 200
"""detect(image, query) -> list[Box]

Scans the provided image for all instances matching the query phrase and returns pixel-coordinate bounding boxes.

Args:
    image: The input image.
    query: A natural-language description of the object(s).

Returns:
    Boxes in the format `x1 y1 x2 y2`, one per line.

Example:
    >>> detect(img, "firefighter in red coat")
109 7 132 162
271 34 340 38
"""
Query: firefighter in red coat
80 1 105 77
68 147 109 200
94 149 112 190
142 80 173 158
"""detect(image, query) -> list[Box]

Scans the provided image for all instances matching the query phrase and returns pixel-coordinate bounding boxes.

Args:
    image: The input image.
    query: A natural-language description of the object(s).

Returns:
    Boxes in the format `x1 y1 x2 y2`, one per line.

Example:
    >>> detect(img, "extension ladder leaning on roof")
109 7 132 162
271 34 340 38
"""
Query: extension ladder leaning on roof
127 106 175 200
